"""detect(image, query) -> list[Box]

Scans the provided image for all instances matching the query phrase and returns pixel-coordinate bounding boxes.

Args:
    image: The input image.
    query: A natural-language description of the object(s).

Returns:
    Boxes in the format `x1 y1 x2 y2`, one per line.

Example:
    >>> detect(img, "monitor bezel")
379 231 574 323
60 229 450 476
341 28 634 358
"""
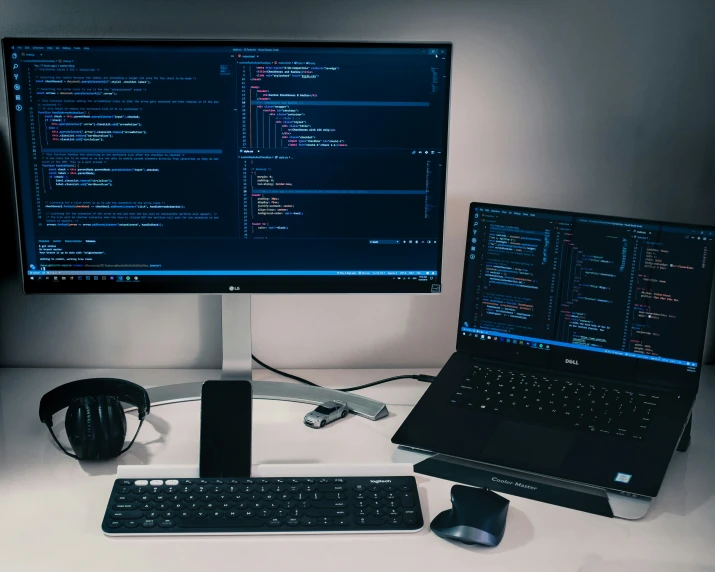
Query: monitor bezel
456 201 715 389
2 37 452 294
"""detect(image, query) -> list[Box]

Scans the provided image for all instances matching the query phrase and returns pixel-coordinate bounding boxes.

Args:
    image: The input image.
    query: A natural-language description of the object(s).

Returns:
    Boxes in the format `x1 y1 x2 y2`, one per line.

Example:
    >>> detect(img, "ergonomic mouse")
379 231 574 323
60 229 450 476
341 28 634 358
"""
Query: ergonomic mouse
430 485 509 546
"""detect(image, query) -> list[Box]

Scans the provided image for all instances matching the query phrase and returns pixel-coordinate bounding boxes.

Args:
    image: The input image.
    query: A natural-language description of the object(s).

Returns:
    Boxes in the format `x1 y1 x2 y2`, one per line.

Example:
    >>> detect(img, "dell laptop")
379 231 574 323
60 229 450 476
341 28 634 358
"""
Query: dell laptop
393 202 715 518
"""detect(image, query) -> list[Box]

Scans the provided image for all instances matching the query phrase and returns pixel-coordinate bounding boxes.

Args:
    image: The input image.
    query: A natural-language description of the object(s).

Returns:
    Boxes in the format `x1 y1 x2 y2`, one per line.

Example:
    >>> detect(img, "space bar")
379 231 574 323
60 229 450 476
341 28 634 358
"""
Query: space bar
177 518 265 528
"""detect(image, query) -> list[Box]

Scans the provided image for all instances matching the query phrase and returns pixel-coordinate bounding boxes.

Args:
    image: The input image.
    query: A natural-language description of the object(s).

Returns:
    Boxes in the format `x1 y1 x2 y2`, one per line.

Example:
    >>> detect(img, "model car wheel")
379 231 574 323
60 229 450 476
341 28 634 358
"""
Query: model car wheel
320 420 326 428
341 410 347 418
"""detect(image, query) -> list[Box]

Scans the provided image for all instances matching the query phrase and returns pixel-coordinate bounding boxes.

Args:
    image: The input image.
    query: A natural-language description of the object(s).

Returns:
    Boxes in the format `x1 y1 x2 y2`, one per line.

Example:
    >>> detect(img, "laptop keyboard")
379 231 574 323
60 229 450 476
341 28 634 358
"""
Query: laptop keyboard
447 364 661 441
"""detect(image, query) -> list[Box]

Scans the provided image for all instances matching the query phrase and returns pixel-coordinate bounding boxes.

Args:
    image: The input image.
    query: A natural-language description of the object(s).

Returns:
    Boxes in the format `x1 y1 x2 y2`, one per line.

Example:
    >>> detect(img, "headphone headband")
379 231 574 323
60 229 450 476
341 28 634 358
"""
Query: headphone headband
39 378 150 427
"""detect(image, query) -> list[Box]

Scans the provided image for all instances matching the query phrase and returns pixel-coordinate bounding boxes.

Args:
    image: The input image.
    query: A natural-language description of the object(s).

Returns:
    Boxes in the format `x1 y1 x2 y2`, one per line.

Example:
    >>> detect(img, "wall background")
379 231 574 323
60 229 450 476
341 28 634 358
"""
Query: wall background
1 0 714 369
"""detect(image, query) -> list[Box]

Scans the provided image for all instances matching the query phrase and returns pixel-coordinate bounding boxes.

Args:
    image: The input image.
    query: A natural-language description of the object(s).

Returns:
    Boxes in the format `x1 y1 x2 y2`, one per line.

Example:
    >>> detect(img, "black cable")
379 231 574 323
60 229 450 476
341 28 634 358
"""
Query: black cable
251 354 321 387
339 374 436 392
251 354 436 392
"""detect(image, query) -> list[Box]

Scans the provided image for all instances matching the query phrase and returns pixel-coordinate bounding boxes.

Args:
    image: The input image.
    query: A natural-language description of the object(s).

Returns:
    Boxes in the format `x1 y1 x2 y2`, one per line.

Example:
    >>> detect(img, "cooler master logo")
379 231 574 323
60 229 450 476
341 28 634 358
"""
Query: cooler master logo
491 476 538 490
565 359 580 366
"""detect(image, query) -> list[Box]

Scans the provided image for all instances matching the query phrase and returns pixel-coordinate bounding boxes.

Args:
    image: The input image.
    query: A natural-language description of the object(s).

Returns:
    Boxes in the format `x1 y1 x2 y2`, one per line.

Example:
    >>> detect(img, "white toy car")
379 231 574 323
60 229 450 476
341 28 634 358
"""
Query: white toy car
304 400 349 428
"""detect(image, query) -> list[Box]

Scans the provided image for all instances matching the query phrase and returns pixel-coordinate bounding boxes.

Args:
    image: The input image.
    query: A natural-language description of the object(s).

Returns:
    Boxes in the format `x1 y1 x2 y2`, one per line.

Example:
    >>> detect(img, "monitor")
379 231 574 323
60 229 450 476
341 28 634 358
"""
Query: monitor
3 39 451 294
3 38 452 412
458 203 715 386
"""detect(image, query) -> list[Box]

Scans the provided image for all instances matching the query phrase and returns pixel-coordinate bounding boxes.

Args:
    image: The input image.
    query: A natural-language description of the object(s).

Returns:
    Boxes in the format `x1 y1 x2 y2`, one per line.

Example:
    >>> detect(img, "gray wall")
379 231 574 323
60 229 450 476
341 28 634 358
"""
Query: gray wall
1 0 714 369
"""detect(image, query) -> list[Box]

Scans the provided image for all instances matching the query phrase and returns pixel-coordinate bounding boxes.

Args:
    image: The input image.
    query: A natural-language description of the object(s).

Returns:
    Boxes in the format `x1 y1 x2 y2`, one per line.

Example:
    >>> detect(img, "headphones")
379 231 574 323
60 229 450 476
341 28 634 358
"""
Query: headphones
39 378 150 460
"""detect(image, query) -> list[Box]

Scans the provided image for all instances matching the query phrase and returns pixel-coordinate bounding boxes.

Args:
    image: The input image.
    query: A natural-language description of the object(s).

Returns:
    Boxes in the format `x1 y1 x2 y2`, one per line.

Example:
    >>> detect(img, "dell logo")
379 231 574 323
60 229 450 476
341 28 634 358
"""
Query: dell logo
565 359 580 366
228 286 241 292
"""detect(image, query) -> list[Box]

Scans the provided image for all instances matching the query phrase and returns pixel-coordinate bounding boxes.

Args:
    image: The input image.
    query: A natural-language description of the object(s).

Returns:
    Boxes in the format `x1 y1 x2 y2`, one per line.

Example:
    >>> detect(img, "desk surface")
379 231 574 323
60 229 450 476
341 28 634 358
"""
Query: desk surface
1 366 715 572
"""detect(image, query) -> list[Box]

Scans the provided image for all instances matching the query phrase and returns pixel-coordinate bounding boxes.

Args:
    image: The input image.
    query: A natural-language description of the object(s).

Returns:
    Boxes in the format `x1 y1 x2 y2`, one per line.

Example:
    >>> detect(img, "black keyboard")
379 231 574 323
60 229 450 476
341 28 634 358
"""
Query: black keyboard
447 364 661 441
102 476 423 535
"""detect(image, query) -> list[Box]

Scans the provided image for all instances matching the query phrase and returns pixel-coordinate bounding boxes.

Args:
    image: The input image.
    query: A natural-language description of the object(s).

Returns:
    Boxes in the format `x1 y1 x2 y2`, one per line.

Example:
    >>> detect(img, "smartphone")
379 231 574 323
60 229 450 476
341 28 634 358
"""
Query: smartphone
199 379 252 478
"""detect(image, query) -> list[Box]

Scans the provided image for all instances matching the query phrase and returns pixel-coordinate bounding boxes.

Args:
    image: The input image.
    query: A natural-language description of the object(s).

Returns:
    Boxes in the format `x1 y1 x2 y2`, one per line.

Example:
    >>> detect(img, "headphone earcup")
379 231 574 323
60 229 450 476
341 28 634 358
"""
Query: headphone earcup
65 396 127 460
98 395 127 458
66 396 98 459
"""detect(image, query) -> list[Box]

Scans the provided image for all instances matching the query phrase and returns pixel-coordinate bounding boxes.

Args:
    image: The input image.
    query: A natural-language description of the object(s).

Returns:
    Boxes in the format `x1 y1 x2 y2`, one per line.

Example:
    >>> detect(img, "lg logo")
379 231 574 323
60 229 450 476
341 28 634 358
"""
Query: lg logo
565 359 580 366
228 286 241 292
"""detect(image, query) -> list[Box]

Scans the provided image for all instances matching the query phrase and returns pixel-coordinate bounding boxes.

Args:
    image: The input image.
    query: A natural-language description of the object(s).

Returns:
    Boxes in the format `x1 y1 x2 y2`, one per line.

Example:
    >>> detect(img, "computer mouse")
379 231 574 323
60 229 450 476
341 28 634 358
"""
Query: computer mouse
430 485 509 546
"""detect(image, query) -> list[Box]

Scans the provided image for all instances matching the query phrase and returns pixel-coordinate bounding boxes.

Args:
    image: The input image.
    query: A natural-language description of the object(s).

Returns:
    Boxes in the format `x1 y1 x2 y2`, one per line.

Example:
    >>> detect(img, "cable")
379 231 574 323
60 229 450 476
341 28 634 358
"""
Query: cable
251 354 321 387
338 374 436 392
251 354 436 392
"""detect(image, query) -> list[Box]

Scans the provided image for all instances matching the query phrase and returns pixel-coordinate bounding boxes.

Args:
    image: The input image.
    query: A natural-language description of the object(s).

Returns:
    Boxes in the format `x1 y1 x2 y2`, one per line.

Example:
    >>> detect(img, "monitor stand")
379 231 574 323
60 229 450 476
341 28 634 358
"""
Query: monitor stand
144 295 389 421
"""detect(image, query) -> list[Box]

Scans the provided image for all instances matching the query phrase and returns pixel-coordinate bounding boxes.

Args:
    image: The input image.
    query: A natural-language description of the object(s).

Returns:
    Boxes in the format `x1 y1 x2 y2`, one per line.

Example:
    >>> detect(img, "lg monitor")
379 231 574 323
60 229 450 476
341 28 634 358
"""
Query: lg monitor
3 38 452 412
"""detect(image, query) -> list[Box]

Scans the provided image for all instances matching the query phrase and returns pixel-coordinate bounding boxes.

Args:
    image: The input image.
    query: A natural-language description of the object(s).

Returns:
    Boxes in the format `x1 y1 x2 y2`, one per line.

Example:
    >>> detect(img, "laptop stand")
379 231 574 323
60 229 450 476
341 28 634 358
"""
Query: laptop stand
393 446 652 520
676 413 692 452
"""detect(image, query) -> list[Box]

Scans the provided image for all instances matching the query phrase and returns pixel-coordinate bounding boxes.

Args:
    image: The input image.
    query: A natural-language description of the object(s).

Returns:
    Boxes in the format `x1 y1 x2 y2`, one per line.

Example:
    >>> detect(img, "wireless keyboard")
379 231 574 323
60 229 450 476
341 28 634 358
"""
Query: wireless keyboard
103 475 423 536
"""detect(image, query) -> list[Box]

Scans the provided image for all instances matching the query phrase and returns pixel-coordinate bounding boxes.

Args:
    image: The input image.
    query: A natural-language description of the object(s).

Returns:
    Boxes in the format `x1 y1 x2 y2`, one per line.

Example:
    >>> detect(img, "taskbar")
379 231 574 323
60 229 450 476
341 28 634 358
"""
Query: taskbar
24 270 442 294
28 269 438 277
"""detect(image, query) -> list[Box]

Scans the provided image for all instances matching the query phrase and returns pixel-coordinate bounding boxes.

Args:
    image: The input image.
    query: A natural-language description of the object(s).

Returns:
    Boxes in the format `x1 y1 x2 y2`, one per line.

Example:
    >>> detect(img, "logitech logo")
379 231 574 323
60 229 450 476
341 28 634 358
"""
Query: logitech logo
492 476 538 490
228 286 241 292
565 358 580 366
370 479 392 484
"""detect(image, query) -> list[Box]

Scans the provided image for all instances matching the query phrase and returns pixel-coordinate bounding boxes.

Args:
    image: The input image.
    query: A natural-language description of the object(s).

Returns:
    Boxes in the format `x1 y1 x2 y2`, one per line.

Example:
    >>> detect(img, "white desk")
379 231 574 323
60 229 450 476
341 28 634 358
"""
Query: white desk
1 367 714 572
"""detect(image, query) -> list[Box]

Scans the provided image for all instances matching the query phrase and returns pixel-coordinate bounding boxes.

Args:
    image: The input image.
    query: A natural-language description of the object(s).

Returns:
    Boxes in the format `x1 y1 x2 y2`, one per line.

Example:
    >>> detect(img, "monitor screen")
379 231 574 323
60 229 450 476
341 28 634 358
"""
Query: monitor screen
3 39 451 293
458 203 715 382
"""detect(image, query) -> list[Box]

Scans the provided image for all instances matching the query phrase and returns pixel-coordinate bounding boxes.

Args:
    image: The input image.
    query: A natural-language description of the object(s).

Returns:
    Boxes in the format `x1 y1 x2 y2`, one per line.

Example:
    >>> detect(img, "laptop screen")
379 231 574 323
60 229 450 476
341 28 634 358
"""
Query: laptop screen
457 203 715 386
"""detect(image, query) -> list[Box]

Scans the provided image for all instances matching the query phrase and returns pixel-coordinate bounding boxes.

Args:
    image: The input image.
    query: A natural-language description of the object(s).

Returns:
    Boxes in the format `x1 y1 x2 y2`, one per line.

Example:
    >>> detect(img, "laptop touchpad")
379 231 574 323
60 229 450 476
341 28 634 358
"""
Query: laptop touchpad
482 421 575 470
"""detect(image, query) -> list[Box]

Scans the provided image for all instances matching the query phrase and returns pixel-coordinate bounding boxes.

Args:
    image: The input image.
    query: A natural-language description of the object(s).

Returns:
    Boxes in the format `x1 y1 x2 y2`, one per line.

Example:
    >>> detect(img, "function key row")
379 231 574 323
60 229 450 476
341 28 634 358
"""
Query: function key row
118 478 351 488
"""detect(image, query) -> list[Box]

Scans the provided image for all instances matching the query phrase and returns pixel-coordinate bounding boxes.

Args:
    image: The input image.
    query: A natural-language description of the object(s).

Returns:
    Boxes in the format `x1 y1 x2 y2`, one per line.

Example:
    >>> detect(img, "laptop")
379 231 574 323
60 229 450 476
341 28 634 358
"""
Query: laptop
393 202 715 517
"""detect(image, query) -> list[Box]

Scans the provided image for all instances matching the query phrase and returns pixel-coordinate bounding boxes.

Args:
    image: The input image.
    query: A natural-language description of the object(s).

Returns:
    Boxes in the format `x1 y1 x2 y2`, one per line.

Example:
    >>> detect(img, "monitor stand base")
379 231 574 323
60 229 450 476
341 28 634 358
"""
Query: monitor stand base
144 295 389 421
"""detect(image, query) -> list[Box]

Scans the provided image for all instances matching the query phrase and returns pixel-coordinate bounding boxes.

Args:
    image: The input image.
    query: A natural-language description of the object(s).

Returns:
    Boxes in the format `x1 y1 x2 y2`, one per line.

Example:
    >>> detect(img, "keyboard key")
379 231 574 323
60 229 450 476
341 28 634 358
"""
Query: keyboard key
400 494 414 508
106 520 122 529
112 503 137 511
110 511 143 520
403 509 418 524
307 509 348 518
313 501 347 509
319 485 346 492
177 518 266 528
159 520 175 528
356 516 385 526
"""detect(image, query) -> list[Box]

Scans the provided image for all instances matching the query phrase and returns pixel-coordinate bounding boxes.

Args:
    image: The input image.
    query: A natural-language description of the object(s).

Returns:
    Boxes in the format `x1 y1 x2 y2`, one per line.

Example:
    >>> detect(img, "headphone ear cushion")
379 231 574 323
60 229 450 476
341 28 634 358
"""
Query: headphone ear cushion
66 396 98 460
98 395 127 458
